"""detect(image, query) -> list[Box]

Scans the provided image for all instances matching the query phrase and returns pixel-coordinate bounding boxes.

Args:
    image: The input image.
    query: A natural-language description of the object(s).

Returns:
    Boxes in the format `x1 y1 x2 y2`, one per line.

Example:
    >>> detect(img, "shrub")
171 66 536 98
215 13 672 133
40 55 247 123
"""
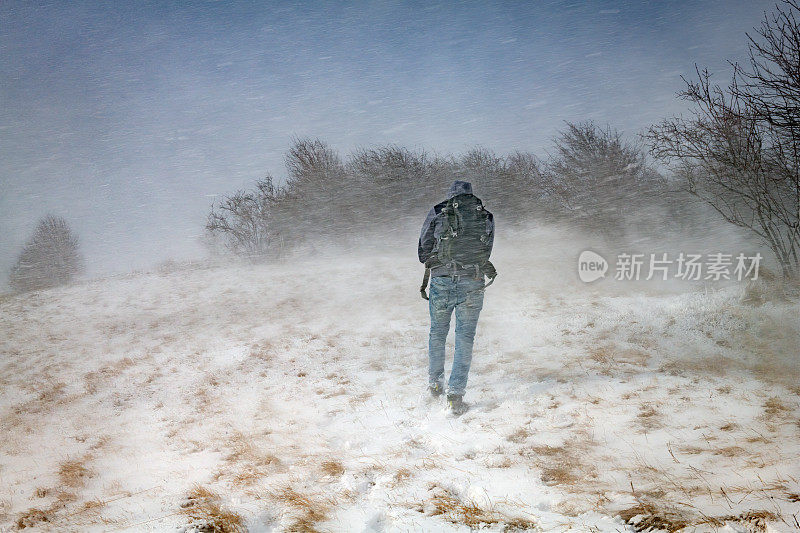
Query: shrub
9 215 84 293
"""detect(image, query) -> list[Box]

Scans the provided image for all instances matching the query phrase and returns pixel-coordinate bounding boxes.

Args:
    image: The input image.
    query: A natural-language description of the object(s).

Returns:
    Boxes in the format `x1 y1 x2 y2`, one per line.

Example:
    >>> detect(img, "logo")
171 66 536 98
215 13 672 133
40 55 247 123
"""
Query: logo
578 250 608 283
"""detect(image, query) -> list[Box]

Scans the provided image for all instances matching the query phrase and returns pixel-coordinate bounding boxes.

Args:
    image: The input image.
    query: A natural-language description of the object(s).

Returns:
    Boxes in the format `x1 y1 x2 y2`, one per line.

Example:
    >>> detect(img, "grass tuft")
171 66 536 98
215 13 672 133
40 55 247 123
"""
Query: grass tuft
15 508 51 529
619 504 688 532
620 504 781 532
218 432 281 486
423 487 536 530
763 397 791 418
270 486 331 532
58 457 94 488
392 468 412 486
506 427 530 444
636 402 663 431
520 442 597 486
180 485 246 533
320 460 344 477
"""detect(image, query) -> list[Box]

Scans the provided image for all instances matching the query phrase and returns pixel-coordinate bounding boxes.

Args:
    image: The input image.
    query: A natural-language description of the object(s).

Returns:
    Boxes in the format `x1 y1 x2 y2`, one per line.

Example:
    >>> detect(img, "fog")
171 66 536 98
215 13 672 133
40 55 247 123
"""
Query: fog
0 0 777 283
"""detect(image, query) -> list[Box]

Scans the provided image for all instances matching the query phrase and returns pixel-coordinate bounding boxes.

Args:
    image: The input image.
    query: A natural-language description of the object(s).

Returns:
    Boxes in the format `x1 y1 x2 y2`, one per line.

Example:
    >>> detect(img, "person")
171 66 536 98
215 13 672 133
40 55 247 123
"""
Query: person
418 180 496 414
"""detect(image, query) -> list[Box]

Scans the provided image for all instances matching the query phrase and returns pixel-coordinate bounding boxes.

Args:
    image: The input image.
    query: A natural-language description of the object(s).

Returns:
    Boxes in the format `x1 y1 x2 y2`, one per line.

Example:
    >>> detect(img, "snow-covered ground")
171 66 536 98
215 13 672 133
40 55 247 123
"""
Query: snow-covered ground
1 227 799 532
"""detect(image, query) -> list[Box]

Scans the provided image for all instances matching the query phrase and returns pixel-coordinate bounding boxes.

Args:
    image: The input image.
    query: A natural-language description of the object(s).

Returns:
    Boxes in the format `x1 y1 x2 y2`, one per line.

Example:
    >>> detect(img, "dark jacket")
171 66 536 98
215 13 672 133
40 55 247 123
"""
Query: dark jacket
418 181 495 277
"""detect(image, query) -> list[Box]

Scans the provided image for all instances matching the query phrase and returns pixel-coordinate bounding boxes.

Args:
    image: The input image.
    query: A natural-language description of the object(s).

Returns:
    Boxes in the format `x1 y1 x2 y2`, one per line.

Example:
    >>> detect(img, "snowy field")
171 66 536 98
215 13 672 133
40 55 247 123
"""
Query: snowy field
1 227 799 532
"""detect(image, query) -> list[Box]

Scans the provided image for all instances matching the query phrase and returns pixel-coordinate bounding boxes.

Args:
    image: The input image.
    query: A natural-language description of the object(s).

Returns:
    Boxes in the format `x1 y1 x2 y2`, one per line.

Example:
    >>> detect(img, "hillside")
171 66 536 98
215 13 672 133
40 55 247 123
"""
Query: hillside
1 227 799 532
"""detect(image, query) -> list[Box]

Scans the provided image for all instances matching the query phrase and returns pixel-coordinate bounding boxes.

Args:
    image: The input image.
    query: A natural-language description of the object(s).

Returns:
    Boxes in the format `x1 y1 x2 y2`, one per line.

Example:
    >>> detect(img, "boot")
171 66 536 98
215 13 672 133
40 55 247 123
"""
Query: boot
446 394 467 415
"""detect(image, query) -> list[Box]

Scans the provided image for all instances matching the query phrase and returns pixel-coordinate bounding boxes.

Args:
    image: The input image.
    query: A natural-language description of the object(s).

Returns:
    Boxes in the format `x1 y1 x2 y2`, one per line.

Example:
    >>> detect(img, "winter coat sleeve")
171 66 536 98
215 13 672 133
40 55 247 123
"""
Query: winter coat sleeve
418 207 438 264
486 212 495 258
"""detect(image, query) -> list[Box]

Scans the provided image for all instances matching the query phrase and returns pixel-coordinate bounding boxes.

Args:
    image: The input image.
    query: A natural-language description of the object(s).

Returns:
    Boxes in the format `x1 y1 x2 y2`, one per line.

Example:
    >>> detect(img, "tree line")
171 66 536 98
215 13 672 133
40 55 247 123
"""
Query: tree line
205 123 672 261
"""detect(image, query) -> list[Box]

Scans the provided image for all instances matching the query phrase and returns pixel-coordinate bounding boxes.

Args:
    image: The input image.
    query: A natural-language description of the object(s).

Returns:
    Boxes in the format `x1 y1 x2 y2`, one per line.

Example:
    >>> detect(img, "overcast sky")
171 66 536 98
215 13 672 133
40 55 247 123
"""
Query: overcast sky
0 0 778 280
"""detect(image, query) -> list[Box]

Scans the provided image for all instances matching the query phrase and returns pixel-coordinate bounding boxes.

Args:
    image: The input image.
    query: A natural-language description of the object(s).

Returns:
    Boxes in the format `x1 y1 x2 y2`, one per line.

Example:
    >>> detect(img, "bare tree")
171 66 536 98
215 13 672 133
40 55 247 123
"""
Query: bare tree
348 145 433 227
502 150 554 221
737 1 800 276
647 1 800 278
9 215 84 293
548 121 663 237
282 137 347 240
737 1 800 149
206 177 284 261
285 138 343 185
455 147 553 222
459 147 504 210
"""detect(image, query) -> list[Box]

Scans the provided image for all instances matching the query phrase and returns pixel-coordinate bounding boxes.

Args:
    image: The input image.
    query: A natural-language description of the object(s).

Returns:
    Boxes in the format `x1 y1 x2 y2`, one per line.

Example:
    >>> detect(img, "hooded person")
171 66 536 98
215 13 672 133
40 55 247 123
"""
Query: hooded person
417 180 496 414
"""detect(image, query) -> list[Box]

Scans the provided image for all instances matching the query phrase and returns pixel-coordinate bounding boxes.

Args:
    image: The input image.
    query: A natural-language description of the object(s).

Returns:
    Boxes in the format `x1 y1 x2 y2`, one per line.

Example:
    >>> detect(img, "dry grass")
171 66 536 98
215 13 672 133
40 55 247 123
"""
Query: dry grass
589 345 614 368
713 445 747 457
224 433 273 464
80 497 107 512
702 510 779 531
540 464 584 486
506 427 530 444
180 485 246 533
13 485 87 529
83 357 138 394
229 468 272 486
52 489 78 506
392 468 412 486
15 507 52 529
519 443 596 487
746 434 771 444
485 456 515 469
249 341 274 362
618 504 688 532
429 491 493 528
589 344 649 374
218 432 281 486
763 396 792 419
2 379 80 434
678 445 705 455
424 486 536 530
619 504 781 533
37 381 68 402
89 434 112 452
660 355 741 378
320 460 344 477
270 486 331 532
636 402 663 432
58 457 94 488
348 391 373 406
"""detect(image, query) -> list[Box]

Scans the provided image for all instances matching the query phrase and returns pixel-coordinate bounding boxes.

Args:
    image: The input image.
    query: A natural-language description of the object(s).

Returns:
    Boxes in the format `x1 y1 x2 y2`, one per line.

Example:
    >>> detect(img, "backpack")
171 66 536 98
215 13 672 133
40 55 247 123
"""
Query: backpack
434 193 492 271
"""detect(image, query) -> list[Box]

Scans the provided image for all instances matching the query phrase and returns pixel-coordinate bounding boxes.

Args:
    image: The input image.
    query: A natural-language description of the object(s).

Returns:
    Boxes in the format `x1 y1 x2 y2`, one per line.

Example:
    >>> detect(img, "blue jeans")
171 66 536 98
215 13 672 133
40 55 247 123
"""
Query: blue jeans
428 275 485 396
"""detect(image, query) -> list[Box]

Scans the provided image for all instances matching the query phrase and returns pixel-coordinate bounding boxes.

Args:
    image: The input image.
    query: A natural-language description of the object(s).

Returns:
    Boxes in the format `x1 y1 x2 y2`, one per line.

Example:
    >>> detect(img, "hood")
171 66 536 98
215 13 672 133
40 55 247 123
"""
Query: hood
447 180 473 198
